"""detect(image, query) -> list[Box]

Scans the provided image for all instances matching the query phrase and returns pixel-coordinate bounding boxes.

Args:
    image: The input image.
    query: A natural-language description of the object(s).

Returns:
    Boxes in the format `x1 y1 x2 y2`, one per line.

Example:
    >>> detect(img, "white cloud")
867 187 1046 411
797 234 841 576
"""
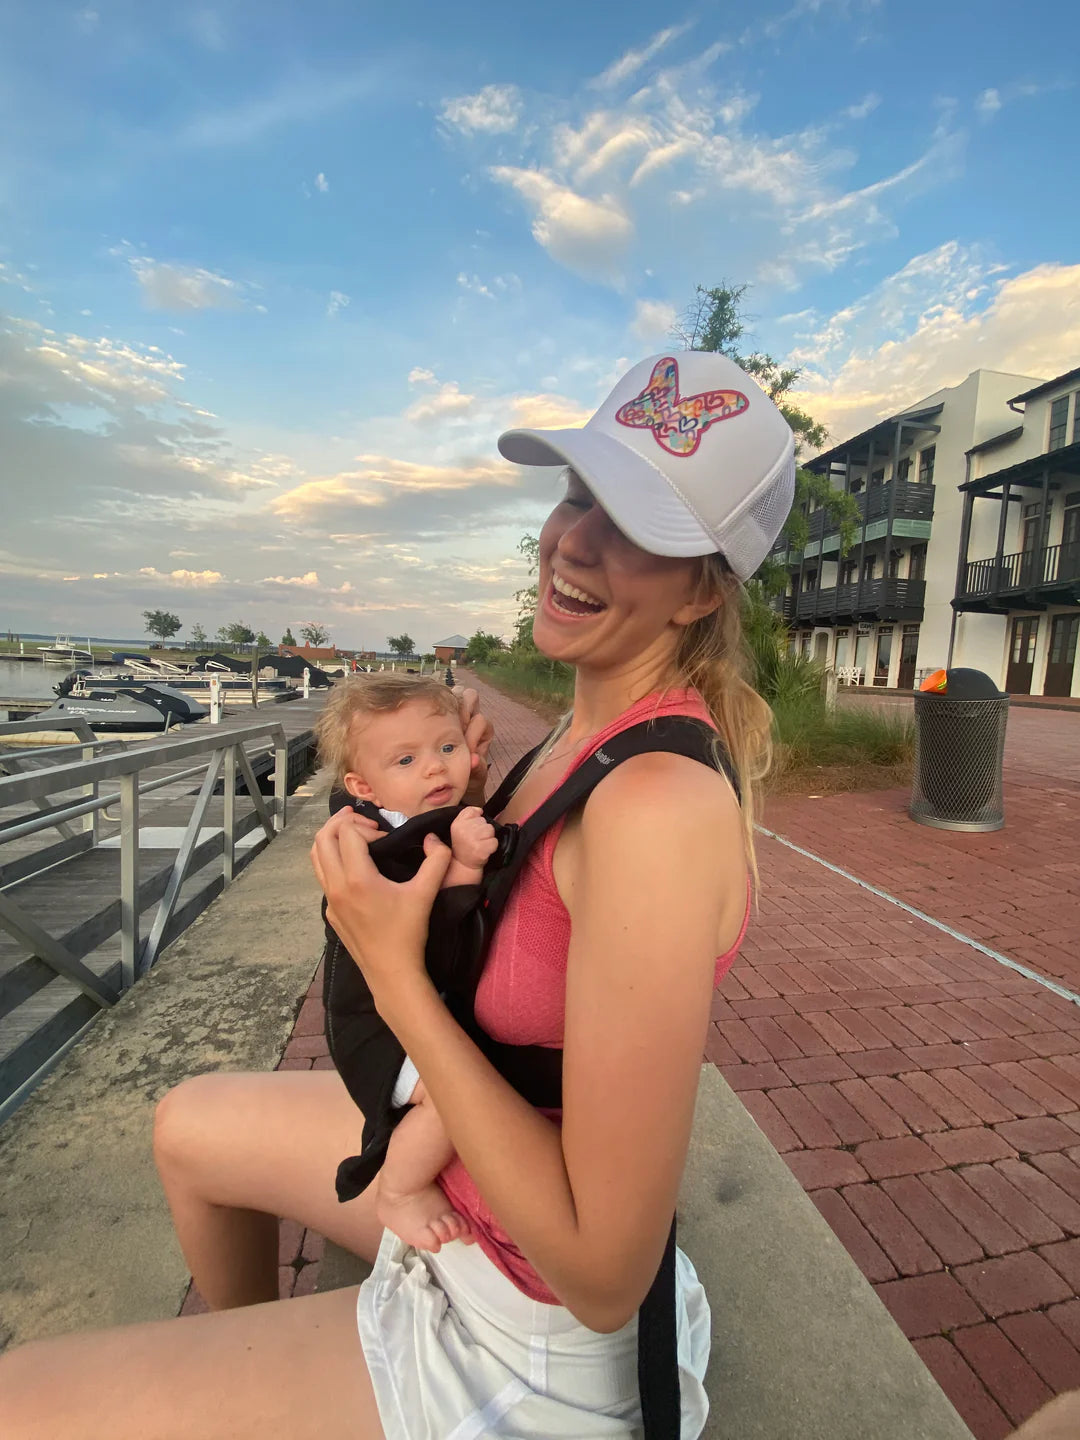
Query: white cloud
467 40 957 295
976 88 1002 118
327 290 350 318
791 252 1080 441
270 456 516 520
845 93 880 120
136 566 224 586
630 298 677 344
490 167 634 283
175 70 377 148
315 171 329 192
457 272 494 299
440 84 522 135
263 570 321 587
591 24 692 89
408 367 437 386
119 250 250 312
404 381 475 423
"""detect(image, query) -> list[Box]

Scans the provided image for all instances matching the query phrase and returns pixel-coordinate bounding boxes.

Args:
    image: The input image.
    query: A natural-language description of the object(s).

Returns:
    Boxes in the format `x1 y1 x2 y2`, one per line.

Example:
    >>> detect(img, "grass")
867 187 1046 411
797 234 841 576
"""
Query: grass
470 653 573 724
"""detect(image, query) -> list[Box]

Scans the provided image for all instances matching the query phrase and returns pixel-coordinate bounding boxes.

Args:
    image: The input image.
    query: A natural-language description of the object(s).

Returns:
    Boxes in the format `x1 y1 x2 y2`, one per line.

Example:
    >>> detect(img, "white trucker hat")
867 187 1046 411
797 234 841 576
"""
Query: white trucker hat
498 352 796 581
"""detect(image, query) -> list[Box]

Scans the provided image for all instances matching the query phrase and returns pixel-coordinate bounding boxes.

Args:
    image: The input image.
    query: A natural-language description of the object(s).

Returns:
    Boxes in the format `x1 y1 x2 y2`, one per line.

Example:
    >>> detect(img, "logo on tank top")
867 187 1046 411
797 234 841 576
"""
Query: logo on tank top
595 749 613 765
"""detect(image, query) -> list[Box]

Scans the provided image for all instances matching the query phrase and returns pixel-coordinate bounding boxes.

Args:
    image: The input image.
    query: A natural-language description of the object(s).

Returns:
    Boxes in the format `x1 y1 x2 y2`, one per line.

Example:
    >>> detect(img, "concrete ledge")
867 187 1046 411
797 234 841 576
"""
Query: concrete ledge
320 1066 971 1439
0 796 326 1349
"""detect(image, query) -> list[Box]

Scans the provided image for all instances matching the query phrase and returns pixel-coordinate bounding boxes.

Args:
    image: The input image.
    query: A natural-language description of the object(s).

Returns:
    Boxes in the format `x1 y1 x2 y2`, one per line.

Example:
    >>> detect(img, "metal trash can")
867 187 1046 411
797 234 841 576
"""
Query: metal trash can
910 669 1009 832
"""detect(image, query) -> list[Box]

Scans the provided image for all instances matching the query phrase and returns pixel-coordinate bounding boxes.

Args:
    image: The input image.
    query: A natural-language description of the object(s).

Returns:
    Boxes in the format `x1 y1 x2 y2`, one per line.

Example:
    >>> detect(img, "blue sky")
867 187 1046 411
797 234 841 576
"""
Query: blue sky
1 0 1078 649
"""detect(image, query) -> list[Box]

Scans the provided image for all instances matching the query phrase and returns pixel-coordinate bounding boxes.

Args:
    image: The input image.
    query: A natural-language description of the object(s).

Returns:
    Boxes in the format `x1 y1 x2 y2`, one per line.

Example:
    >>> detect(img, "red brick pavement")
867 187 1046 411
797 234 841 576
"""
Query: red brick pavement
184 675 1080 1438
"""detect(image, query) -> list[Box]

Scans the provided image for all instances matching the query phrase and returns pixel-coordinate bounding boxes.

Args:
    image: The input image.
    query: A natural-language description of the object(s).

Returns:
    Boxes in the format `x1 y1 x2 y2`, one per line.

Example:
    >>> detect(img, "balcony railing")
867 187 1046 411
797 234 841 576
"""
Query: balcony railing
961 543 1080 601
793 577 926 624
792 480 936 547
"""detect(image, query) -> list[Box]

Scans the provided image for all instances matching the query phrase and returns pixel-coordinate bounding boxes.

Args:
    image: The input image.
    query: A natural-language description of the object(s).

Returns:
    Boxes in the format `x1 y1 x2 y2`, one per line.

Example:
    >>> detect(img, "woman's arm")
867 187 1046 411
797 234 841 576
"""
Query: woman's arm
374 752 745 1331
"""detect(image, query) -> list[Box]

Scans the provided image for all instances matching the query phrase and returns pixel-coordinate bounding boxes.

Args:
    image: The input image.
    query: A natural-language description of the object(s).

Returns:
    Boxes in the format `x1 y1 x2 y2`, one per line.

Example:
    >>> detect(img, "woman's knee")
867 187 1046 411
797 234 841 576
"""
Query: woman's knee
153 1072 235 1178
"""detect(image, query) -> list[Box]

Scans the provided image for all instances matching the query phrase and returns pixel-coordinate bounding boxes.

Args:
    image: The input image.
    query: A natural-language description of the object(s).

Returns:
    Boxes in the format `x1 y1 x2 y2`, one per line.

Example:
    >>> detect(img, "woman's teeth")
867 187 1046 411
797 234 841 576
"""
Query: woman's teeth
551 574 605 614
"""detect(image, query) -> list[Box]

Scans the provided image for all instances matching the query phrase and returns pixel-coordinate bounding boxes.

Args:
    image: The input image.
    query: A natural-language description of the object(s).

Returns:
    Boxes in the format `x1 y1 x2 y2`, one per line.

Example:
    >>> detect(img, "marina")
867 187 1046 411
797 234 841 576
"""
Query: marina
0 691 327 1119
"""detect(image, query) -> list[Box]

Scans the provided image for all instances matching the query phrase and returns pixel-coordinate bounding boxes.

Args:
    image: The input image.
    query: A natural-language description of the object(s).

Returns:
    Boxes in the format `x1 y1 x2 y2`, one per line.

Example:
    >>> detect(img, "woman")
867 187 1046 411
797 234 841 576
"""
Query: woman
0 350 792 1438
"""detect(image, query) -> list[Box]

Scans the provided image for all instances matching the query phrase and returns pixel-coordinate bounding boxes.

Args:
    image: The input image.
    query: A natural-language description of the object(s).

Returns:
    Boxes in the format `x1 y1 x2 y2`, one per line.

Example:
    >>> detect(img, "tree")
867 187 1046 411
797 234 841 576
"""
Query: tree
143 609 181 643
281 627 297 647
223 621 255 647
189 622 208 649
255 631 271 649
300 621 330 647
512 534 541 650
387 634 415 659
463 629 505 664
674 283 860 592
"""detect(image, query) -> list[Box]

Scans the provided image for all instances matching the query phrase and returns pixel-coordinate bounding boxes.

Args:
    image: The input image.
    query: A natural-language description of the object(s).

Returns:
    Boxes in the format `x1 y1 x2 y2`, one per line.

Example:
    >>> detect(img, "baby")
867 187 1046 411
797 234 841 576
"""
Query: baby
321 674 497 1251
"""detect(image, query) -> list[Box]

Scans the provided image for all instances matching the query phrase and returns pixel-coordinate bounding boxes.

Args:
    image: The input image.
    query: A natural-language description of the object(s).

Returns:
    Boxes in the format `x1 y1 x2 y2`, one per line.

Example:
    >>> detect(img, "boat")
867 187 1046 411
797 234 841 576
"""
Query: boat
36 682 208 733
62 661 291 698
37 635 94 664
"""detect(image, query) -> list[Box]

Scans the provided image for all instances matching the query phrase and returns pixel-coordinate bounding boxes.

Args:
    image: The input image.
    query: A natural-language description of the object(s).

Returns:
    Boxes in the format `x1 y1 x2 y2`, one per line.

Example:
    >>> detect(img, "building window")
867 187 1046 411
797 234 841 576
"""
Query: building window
909 545 927 581
849 477 864 495
871 468 885 486
896 456 911 482
862 555 877 582
888 550 901 579
1049 396 1070 451
918 445 936 484
1073 395 1080 446
840 560 857 586
803 570 818 592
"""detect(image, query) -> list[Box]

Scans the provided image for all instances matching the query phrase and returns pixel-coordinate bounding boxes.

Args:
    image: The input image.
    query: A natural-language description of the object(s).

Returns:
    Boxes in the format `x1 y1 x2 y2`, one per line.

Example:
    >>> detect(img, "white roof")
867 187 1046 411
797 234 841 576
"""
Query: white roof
433 634 469 648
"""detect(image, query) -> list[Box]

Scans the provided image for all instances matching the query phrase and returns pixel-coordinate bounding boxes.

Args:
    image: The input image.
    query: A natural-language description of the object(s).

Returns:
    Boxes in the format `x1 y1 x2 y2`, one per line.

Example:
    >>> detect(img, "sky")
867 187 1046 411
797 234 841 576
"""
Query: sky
1 0 1079 651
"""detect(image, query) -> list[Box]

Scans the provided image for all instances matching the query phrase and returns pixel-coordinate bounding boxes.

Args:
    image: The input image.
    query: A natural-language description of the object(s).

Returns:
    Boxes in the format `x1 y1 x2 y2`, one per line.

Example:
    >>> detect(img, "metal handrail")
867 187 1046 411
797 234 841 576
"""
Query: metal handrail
0 720 290 1020
0 720 286 807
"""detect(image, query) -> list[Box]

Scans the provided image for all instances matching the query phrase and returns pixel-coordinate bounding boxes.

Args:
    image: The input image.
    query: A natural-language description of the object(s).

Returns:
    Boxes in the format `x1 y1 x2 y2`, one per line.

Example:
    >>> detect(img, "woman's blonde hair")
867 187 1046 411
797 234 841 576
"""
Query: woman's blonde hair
673 555 772 880
314 673 463 787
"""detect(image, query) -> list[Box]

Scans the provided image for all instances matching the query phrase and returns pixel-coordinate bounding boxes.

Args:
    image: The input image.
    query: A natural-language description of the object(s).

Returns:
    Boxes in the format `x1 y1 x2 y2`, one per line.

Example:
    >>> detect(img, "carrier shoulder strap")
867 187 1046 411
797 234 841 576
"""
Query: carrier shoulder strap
481 713 727 933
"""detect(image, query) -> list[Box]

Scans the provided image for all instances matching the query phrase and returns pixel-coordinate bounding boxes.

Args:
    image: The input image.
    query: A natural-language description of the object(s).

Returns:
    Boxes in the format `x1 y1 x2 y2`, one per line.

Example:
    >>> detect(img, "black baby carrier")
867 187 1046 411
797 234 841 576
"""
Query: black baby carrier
322 713 734 1439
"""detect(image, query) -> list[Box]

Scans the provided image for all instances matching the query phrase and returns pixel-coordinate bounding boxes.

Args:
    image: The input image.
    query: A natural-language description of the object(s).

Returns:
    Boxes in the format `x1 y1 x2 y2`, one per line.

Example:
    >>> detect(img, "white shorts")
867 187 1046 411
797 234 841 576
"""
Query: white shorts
356 1228 711 1439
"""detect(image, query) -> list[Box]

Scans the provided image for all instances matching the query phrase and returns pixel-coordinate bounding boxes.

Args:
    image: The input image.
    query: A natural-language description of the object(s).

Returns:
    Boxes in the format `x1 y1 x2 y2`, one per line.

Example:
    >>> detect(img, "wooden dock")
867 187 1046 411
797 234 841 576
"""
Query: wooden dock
0 694 327 1118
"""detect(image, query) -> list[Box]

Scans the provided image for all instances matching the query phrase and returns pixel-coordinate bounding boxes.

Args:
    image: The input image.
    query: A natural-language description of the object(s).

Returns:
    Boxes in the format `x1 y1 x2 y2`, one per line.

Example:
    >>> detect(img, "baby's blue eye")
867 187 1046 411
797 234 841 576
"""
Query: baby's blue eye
396 755 414 768
441 743 457 755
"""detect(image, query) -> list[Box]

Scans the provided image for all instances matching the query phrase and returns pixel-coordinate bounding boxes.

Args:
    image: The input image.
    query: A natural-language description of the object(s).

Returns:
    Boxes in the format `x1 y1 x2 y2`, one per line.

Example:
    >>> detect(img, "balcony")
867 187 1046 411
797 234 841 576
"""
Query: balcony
956 543 1080 612
793 577 926 625
801 480 936 544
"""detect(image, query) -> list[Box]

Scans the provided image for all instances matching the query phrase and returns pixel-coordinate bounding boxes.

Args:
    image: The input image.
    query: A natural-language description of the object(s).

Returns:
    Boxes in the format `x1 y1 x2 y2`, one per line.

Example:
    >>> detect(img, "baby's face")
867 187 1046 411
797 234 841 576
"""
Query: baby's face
343 698 472 816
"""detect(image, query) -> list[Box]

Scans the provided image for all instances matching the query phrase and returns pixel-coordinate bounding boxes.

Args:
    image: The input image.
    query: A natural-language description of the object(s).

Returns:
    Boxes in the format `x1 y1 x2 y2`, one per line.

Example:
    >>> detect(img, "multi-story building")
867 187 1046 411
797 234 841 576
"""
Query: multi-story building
952 367 1080 697
772 367 1074 692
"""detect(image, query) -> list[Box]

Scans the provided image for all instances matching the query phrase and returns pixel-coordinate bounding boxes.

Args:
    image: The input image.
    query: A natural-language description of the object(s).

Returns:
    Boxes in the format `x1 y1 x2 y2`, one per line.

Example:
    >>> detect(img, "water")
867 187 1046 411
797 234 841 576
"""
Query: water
0 657 76 717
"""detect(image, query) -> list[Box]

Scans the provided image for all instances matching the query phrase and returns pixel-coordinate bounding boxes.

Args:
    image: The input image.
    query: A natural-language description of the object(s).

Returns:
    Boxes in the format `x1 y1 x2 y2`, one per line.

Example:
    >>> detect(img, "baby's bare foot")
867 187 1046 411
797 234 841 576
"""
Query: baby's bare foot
377 1181 474 1253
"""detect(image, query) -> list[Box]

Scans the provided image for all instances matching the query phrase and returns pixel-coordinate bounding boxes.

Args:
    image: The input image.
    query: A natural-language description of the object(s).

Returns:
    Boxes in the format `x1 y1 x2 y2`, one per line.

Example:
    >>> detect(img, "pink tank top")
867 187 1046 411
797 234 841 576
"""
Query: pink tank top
438 689 750 1302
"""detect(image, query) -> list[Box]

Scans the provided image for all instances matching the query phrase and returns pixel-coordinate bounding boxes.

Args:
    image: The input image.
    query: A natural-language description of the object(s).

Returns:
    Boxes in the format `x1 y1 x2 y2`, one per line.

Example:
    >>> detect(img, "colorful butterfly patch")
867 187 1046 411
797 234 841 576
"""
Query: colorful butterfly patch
615 357 749 457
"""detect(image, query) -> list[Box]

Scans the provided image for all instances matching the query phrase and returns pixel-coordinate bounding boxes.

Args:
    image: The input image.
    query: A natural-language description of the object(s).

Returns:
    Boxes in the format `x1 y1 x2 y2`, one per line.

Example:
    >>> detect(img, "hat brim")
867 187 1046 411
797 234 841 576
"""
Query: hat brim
497 425 718 560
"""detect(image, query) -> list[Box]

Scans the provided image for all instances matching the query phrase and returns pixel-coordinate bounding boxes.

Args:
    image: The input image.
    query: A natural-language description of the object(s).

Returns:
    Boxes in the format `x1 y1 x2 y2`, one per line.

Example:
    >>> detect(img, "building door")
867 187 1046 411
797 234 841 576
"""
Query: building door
1045 614 1079 697
814 632 829 663
1062 494 1080 584
874 627 893 687
1006 616 1039 694
1021 504 1042 586
897 624 920 689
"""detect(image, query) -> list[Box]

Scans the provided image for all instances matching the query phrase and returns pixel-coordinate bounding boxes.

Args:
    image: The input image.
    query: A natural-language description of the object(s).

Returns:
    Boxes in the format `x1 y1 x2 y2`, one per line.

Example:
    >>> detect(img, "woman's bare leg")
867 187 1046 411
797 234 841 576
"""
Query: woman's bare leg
153 1069 385 1310
0 1286 383 1440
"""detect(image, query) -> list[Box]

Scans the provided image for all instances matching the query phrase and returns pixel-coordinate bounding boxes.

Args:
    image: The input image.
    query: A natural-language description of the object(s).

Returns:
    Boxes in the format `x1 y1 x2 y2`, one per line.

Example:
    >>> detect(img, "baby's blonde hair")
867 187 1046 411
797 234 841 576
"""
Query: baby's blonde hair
315 673 463 787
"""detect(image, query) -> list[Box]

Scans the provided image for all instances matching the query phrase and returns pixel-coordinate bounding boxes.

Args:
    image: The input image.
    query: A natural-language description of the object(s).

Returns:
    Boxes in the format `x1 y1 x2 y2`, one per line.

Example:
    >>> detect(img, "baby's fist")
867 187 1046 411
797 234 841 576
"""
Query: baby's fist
450 806 498 869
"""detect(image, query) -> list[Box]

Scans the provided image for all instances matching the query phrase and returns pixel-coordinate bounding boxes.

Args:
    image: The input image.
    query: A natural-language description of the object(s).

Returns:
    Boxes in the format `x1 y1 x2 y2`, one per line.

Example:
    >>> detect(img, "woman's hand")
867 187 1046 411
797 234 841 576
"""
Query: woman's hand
454 686 493 804
311 808 453 1004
